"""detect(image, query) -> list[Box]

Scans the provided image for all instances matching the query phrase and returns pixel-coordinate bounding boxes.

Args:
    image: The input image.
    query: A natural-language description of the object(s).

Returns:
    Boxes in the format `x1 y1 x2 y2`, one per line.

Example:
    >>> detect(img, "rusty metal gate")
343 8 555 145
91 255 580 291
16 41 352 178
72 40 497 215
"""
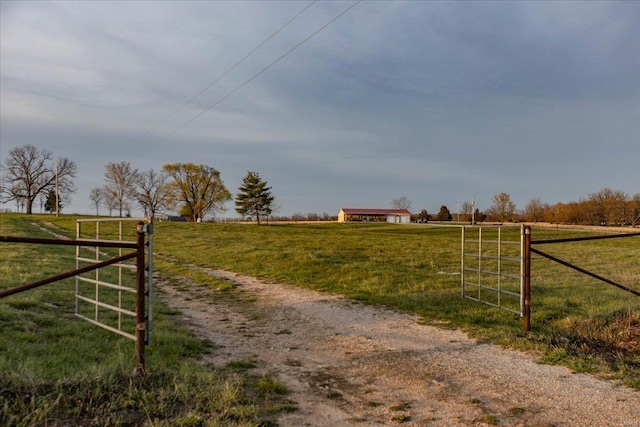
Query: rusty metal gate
524 226 640 332
0 219 152 372
461 225 525 317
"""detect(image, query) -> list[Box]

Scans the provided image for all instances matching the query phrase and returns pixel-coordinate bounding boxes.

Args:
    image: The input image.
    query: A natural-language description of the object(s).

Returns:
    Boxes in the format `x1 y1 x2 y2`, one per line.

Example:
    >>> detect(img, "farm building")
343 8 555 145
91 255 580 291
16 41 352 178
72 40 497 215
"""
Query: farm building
338 208 412 223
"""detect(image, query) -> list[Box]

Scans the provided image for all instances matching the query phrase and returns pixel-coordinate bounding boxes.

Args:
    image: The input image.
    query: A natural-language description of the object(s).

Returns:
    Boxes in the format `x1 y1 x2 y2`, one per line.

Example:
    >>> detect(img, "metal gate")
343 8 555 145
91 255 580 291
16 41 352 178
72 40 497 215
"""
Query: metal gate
74 218 153 370
461 225 524 317
524 226 640 332
0 219 152 372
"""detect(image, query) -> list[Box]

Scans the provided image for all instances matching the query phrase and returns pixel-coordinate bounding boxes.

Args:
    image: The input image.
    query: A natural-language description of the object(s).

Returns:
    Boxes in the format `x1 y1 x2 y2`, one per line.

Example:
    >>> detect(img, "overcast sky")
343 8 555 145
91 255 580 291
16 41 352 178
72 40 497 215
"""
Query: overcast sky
1 1 638 217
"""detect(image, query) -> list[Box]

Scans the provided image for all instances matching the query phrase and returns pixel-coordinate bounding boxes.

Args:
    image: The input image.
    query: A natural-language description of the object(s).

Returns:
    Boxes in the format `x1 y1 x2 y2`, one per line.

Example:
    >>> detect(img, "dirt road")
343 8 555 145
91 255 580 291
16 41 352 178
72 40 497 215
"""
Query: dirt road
157 267 639 427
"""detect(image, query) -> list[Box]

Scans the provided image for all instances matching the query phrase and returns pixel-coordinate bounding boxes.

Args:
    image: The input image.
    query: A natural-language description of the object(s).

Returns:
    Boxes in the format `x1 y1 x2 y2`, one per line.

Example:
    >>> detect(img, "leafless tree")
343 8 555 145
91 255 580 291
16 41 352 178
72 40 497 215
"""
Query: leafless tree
391 196 412 211
460 201 474 222
0 144 77 214
631 193 640 227
487 192 516 222
291 212 306 221
524 198 545 222
136 169 171 219
586 188 628 225
103 161 139 217
89 188 103 216
39 192 46 213
102 188 118 216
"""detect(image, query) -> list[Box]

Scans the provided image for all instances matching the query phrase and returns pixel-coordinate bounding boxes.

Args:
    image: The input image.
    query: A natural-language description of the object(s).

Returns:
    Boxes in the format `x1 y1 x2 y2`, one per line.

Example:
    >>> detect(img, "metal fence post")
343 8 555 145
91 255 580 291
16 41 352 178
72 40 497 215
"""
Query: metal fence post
146 220 154 346
135 222 146 373
524 226 532 333
461 226 465 297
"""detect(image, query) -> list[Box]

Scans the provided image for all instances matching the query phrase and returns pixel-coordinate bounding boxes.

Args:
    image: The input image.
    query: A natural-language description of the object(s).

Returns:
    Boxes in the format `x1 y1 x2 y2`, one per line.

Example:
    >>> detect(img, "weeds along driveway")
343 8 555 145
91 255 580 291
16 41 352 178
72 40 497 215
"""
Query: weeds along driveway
156 265 640 427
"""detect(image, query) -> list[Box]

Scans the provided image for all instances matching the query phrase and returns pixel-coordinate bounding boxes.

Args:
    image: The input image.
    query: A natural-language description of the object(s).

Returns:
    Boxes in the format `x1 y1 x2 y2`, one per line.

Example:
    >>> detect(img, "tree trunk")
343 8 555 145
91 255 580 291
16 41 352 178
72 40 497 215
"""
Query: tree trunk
26 197 34 215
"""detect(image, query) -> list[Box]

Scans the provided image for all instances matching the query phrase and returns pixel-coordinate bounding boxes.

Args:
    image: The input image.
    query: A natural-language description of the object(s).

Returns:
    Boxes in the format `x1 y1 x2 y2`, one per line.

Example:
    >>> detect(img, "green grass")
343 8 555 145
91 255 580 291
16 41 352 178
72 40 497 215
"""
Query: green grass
2 213 640 424
147 220 639 387
0 214 291 426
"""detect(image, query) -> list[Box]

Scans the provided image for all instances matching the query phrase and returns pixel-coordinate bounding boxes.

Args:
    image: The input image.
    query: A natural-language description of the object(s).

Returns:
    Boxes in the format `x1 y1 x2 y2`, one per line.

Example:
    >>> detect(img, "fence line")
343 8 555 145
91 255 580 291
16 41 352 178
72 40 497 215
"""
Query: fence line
524 226 640 332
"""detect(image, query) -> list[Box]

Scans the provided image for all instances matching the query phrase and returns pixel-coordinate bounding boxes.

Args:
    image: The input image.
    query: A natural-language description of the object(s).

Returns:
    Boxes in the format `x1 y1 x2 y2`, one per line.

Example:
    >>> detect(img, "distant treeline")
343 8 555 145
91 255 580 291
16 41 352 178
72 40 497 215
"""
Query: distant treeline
226 188 639 227
515 188 639 226
420 188 639 226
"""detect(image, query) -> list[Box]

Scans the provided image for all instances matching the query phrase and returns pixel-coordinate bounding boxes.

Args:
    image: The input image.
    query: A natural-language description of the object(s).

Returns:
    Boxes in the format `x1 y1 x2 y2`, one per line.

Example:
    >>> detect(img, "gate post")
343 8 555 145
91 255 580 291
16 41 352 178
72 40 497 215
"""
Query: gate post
461 226 465 297
523 226 532 333
135 222 146 373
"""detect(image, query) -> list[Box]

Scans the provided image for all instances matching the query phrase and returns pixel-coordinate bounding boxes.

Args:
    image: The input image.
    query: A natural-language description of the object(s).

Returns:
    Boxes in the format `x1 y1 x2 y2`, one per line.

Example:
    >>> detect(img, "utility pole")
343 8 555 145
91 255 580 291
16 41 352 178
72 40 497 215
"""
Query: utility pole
471 196 476 224
55 167 59 217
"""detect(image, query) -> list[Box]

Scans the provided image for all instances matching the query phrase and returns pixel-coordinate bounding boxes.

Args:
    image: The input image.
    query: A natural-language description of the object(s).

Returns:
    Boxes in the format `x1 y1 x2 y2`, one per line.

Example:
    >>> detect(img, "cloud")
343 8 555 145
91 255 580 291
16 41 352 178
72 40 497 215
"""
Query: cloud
1 1 638 216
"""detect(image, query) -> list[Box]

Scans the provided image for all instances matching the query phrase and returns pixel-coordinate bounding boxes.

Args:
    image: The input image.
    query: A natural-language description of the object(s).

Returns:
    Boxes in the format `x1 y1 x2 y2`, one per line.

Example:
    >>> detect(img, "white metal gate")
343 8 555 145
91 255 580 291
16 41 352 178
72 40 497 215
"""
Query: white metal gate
461 225 524 316
75 218 153 346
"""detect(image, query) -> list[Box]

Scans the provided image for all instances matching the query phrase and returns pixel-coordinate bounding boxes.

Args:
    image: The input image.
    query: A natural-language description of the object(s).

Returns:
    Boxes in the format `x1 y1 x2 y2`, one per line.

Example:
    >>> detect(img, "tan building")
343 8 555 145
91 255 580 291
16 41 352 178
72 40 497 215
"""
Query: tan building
338 208 411 223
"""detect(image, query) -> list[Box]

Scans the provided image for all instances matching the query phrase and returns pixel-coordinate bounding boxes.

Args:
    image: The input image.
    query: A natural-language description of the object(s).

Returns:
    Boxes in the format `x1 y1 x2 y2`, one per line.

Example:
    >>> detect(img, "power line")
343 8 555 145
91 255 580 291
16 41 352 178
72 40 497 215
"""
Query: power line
138 0 317 142
160 0 362 141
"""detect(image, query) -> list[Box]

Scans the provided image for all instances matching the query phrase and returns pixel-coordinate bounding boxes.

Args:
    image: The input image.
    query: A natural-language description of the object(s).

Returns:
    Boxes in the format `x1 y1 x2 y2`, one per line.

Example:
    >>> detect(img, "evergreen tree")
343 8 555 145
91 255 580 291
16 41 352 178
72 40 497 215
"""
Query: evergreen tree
417 209 429 223
44 188 62 213
437 205 452 221
235 171 274 225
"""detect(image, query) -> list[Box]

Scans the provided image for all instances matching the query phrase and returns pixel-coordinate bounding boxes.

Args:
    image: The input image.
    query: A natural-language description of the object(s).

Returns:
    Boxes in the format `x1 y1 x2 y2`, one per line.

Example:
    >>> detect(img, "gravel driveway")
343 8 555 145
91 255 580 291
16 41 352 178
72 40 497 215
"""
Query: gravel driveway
157 266 639 427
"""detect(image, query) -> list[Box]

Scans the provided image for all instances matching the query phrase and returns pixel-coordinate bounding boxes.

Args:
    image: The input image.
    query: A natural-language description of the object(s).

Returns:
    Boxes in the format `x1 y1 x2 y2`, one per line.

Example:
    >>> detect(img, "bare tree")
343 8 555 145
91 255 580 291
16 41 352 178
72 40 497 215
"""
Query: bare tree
136 169 171 219
487 192 516 222
631 193 640 227
89 188 103 216
101 187 117 216
586 188 628 225
14 189 25 212
103 161 139 217
460 201 474 222
0 144 77 214
524 198 545 222
391 196 412 211
39 192 46 213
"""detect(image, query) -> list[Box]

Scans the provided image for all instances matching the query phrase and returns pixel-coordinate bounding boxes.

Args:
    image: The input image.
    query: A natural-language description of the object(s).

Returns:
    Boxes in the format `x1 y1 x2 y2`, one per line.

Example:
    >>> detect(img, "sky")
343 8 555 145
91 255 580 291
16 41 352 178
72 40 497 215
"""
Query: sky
1 1 638 218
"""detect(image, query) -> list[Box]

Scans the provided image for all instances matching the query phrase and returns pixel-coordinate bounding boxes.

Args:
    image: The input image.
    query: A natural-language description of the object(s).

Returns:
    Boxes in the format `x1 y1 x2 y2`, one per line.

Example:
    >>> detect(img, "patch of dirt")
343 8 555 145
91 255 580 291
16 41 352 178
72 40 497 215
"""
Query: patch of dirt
612 316 640 353
156 267 640 427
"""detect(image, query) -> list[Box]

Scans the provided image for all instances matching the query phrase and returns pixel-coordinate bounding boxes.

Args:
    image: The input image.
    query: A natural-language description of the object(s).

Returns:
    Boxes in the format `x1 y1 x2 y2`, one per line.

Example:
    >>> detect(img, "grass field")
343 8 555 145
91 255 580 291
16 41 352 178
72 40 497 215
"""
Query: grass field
0 214 294 427
2 213 639 424
149 220 640 386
